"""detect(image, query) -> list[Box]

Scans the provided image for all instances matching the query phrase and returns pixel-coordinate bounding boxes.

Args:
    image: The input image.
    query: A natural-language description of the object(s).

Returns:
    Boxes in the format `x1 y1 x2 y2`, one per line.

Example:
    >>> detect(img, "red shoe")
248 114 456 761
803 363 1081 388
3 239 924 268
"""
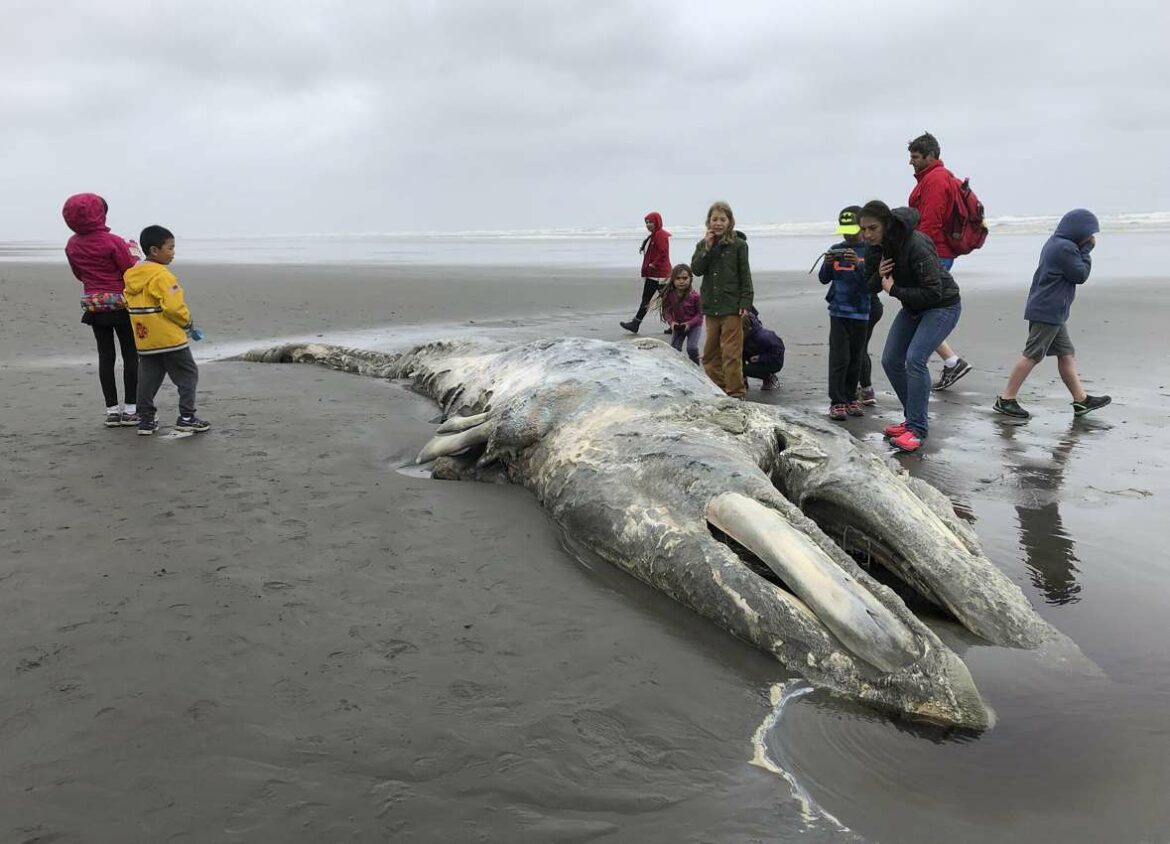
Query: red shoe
846 401 864 417
883 421 909 438
829 403 848 421
890 429 923 452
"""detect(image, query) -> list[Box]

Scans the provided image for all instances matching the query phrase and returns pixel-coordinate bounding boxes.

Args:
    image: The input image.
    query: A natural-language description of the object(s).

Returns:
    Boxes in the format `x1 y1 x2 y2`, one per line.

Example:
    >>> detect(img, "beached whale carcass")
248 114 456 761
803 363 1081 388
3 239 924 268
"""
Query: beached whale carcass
243 336 1060 729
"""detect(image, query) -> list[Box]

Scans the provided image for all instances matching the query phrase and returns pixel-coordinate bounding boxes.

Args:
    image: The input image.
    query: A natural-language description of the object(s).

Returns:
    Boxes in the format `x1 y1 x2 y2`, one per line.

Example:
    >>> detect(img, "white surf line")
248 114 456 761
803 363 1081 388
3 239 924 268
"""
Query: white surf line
749 681 856 835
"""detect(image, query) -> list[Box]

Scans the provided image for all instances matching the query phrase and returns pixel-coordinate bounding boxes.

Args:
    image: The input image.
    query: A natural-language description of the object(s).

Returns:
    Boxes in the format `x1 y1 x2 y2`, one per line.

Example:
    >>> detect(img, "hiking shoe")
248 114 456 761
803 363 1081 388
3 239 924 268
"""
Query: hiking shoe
890 429 923 453
137 419 159 436
620 320 641 334
883 421 909 438
175 416 211 433
105 411 122 428
857 386 877 406
829 404 848 421
932 358 973 390
761 373 779 391
119 411 140 426
846 401 864 417
993 396 1030 419
1072 394 1111 417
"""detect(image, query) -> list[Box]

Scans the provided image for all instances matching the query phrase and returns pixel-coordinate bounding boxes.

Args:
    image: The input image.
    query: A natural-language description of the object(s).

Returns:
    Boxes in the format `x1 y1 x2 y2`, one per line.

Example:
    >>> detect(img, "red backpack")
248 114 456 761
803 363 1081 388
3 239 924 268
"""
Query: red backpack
946 177 988 256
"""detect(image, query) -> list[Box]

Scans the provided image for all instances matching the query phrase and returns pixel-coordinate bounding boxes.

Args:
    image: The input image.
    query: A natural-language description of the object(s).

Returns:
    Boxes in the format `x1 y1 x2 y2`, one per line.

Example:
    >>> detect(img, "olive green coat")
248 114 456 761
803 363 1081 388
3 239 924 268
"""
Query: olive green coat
690 232 754 316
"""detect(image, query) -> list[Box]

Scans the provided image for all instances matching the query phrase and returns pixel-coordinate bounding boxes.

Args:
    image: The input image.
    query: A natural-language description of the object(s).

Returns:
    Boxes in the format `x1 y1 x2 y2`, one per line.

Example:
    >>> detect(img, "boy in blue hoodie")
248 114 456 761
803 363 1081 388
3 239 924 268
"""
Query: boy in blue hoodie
818 206 870 420
994 209 1110 419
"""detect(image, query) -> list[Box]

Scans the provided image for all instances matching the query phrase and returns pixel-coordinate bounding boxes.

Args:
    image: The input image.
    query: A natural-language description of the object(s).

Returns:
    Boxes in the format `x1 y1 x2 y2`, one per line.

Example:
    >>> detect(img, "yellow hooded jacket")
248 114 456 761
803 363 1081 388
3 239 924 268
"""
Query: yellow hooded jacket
123 261 192 355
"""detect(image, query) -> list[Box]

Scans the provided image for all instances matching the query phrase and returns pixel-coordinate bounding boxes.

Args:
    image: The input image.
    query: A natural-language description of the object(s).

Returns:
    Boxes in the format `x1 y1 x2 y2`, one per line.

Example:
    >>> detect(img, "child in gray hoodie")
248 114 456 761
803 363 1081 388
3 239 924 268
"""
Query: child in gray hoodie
994 209 1110 419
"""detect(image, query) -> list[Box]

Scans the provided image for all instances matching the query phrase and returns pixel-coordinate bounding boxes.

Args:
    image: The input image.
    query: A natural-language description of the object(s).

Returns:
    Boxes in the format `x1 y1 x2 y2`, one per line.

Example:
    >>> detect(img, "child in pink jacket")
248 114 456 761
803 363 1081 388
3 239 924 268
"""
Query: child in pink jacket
63 193 141 427
660 264 703 364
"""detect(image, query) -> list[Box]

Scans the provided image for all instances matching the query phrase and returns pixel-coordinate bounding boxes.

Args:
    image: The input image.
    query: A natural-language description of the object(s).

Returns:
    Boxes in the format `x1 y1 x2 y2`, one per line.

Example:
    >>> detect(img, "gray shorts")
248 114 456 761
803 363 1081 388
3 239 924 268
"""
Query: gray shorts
1023 321 1074 361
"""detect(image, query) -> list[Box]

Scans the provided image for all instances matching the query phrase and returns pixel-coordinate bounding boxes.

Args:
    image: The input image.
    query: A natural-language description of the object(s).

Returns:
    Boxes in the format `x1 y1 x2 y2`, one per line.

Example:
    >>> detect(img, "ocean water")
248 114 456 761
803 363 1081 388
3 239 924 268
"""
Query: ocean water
6 212 1166 280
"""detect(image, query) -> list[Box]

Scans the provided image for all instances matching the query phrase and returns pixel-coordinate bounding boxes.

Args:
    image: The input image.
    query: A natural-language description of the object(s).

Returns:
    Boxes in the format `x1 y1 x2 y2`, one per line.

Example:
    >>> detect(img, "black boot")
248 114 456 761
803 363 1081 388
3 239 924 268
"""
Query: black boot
620 319 641 334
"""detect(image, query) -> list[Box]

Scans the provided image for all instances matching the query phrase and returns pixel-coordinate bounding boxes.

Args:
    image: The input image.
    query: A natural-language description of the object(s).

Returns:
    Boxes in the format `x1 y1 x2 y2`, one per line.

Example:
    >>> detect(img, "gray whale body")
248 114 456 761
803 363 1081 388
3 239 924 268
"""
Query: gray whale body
243 336 1067 730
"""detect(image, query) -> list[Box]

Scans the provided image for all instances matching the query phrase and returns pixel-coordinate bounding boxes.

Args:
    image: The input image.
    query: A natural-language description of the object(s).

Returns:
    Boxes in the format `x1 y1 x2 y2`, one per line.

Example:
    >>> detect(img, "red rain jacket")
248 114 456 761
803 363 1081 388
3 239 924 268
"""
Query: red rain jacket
640 211 672 279
908 161 958 260
63 193 136 295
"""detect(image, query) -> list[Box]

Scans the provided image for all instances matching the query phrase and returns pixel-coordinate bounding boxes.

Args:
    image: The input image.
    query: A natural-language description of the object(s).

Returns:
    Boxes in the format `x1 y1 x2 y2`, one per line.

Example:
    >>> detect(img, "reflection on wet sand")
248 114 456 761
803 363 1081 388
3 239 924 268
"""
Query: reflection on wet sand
997 420 1108 606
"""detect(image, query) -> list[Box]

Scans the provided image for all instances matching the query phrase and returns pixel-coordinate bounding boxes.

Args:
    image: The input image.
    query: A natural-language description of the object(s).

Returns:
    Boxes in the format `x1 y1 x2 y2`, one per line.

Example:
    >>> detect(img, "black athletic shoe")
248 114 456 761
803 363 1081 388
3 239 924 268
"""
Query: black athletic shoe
137 419 159 436
933 358 972 390
105 411 122 428
994 396 1030 419
1072 394 1111 417
620 320 641 334
175 416 211 433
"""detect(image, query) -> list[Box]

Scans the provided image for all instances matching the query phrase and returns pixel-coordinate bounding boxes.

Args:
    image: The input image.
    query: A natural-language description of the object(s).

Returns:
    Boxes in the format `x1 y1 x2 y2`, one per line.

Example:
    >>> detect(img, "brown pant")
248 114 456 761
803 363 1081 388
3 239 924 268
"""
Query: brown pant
702 314 745 398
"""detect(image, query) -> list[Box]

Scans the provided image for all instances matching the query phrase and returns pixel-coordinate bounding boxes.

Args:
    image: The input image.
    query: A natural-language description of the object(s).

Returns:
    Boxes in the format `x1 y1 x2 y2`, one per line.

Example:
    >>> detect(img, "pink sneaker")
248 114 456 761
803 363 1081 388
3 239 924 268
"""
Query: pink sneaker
890 429 923 452
883 421 909 438
829 403 848 421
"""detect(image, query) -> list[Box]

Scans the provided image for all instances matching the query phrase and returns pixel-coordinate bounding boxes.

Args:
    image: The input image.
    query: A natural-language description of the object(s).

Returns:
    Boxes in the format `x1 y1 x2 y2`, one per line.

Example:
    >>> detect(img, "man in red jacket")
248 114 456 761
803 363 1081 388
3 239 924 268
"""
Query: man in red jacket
907 132 973 390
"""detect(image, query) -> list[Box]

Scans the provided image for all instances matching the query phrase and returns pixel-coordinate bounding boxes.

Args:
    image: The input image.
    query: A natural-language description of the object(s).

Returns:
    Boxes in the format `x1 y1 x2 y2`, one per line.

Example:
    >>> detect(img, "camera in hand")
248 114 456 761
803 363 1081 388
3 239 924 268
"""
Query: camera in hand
827 247 857 263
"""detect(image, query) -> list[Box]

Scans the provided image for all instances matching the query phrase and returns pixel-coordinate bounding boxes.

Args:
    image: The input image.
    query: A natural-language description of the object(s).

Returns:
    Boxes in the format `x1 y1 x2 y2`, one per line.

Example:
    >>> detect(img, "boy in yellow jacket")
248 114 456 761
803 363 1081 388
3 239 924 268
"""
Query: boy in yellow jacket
124 225 209 436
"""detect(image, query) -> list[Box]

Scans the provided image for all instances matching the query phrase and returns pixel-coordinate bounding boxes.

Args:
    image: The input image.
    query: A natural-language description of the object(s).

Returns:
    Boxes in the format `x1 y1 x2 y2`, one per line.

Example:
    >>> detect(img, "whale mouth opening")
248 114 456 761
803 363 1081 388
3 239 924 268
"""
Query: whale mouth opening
708 524 797 595
797 498 952 622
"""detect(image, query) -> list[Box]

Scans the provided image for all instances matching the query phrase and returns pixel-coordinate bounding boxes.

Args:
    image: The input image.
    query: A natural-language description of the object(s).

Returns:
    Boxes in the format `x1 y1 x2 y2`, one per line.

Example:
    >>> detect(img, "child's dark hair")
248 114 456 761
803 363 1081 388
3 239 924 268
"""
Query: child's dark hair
139 225 174 254
907 131 940 159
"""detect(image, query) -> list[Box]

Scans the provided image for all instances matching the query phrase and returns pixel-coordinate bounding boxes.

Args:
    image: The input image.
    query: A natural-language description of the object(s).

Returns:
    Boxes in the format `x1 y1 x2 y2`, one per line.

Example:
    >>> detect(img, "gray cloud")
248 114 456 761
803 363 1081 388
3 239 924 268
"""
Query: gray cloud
3 0 1167 238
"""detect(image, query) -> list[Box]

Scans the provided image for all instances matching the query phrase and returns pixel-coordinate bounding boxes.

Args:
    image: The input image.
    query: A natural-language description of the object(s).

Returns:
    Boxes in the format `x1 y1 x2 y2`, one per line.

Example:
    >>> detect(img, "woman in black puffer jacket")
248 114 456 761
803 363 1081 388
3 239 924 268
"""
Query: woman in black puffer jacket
858 200 962 453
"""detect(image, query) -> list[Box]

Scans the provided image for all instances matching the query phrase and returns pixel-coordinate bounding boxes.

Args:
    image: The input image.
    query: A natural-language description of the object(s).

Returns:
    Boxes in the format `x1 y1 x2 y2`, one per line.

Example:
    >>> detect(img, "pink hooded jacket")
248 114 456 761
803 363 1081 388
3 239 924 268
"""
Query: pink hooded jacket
63 193 136 296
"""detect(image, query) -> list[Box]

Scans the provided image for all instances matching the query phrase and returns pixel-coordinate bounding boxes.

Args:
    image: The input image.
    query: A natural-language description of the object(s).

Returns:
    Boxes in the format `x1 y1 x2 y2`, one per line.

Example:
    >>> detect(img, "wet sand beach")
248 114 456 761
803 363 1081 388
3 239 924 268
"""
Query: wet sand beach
2 260 1169 843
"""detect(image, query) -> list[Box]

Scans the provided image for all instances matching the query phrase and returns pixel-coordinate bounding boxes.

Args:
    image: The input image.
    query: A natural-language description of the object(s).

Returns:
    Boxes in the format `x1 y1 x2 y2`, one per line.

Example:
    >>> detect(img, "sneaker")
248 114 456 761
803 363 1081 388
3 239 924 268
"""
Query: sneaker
175 416 211 433
119 411 140 426
890 429 923 452
846 401 864 417
104 411 122 428
993 396 1030 419
761 373 779 391
664 327 672 335
883 421 909 438
137 419 159 436
1072 394 1111 417
829 404 848 421
857 386 877 406
620 320 641 334
932 358 973 391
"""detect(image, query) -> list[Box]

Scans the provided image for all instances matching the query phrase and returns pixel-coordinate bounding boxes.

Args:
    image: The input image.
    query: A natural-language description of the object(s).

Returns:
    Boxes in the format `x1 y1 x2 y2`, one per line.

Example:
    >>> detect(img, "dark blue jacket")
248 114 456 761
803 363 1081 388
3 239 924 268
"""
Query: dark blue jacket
818 240 870 320
742 313 785 371
1024 209 1099 325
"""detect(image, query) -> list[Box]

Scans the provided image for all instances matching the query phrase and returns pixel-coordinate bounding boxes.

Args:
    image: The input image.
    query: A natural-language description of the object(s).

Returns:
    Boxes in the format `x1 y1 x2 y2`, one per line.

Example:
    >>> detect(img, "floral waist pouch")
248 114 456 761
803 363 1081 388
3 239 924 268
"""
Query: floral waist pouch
80 292 127 313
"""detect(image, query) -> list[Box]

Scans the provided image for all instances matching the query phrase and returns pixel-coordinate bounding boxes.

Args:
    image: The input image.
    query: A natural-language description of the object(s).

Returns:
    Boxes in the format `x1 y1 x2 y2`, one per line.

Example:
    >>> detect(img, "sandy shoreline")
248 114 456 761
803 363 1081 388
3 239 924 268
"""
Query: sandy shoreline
2 260 1169 842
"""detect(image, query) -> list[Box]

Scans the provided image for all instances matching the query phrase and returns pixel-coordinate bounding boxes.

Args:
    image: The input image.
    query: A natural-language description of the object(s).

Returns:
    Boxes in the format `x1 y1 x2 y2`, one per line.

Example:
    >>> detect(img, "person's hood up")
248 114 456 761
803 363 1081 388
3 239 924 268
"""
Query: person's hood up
1053 209 1099 244
645 211 670 237
891 206 921 231
743 312 761 334
62 193 109 235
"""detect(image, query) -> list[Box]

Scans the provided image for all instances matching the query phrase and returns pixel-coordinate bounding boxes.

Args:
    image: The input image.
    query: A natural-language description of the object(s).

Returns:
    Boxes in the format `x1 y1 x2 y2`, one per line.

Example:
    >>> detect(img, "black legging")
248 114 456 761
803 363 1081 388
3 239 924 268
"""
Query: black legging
632 277 662 323
90 310 138 408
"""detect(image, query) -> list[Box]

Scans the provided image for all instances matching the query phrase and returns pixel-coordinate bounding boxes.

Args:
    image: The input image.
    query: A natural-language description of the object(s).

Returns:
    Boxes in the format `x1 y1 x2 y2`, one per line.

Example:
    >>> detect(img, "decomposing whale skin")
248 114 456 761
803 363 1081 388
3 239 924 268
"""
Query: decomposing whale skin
242 337 1063 729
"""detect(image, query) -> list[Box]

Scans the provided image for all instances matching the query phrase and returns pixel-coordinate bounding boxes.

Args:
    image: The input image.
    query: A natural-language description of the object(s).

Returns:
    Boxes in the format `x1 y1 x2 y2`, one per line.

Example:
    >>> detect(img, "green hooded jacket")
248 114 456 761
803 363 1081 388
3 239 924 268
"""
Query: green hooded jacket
690 231 753 316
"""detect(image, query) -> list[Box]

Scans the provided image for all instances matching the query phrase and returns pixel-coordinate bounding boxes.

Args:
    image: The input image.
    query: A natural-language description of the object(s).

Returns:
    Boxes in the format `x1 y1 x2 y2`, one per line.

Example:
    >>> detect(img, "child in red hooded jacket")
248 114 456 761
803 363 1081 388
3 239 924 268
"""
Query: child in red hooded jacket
620 211 671 333
63 193 141 427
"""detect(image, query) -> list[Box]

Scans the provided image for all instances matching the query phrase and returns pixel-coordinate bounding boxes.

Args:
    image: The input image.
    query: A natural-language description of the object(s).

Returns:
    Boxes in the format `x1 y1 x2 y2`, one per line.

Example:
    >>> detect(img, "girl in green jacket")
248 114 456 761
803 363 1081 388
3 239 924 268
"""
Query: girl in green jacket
690 201 754 399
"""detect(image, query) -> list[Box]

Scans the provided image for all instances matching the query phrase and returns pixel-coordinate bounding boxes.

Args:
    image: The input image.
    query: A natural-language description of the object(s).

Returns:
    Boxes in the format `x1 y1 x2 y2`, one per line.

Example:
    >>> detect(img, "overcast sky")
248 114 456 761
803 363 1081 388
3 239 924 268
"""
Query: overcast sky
3 0 1167 239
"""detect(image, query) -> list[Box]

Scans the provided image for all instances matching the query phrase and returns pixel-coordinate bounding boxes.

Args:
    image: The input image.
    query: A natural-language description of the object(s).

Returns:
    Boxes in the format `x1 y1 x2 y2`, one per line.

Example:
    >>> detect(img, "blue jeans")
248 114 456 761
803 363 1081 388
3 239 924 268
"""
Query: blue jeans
671 324 702 364
881 303 961 437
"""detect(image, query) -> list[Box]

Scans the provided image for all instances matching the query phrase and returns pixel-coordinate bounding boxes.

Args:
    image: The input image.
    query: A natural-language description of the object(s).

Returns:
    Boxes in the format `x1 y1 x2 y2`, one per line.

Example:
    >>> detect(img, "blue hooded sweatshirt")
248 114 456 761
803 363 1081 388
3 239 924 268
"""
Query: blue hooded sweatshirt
817 240 870 320
1024 209 1099 325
